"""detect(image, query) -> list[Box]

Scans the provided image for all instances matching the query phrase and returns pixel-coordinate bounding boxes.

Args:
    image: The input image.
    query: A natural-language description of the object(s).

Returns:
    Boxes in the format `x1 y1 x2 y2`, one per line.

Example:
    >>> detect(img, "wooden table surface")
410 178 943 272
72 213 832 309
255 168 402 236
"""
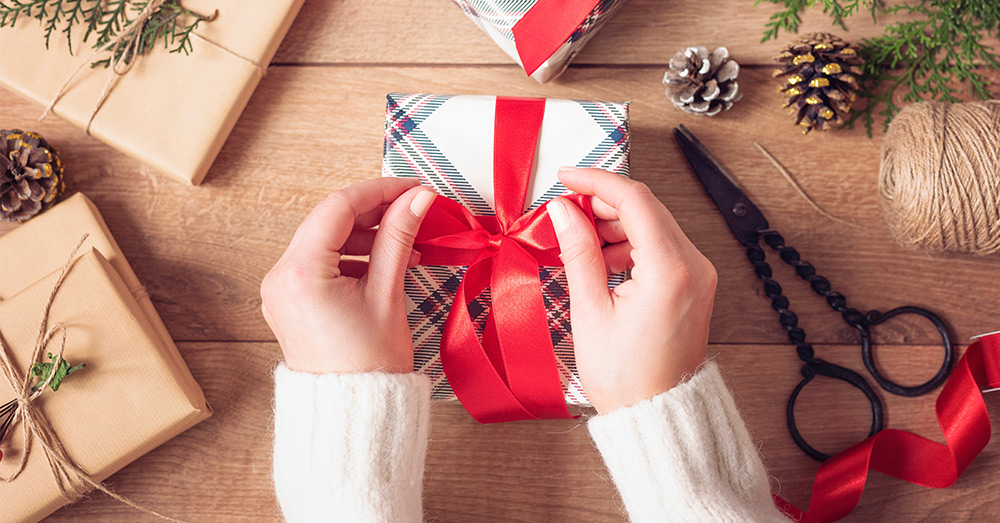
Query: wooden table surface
4 1 1000 521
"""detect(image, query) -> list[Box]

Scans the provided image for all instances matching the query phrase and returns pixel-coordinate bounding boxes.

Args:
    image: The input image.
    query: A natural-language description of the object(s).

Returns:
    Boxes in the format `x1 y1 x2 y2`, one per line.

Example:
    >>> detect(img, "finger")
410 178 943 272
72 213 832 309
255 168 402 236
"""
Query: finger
596 219 626 245
288 177 420 265
341 229 377 256
355 204 389 229
590 195 619 221
547 198 612 310
602 241 634 274
339 259 370 279
407 249 422 269
558 167 691 266
367 186 437 295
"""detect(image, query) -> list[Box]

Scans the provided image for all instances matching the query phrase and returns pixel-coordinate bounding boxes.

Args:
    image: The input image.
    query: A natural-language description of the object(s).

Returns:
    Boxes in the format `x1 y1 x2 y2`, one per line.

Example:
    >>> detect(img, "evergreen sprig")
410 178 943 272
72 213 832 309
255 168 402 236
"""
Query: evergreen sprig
757 0 1000 135
757 0 880 42
0 0 215 68
0 353 84 448
30 352 85 392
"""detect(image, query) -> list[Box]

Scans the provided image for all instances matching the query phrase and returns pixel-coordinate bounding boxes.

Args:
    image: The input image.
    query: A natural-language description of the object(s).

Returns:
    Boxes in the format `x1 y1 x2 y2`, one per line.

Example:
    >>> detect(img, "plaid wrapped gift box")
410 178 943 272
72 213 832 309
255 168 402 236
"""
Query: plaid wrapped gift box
454 0 628 83
382 93 629 405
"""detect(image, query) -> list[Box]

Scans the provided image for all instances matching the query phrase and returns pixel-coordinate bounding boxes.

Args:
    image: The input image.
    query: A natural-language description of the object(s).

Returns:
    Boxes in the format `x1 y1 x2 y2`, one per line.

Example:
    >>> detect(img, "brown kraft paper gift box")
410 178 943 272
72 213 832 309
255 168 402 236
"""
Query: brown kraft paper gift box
0 0 305 185
0 194 210 522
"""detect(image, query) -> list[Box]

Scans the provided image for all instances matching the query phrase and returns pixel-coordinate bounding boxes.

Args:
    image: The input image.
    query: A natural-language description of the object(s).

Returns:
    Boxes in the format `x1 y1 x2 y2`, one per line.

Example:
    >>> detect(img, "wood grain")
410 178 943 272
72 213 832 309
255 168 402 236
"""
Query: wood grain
273 0 919 66
3 1 1000 520
40 343 1000 522
3 67 999 345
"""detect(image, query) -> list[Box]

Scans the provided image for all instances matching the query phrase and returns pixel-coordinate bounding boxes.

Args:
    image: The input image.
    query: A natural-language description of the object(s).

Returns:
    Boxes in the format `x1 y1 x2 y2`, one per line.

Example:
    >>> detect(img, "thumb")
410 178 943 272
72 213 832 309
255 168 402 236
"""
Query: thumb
368 186 436 294
548 198 611 310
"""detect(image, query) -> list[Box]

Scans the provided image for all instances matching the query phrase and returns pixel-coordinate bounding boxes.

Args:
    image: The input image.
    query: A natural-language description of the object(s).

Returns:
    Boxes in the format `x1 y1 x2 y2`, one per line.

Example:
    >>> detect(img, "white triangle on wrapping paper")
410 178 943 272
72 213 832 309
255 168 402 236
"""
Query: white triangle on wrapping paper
420 96 608 213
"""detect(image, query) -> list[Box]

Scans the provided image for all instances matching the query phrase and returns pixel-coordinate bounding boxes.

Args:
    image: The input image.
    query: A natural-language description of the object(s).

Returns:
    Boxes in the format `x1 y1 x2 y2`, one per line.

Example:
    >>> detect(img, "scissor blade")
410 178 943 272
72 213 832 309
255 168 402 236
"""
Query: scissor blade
673 125 769 245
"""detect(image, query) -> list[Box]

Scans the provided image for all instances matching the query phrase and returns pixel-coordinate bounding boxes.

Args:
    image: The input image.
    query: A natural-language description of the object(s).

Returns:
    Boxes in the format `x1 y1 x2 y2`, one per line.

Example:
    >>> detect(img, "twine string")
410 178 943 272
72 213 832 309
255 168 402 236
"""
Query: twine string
879 101 1000 254
40 0 168 130
0 234 184 522
38 0 266 135
753 141 862 229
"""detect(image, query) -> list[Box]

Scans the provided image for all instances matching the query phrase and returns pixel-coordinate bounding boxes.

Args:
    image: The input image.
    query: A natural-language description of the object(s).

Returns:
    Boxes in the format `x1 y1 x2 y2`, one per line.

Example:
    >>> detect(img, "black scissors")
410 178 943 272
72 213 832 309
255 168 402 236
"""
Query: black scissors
673 125 954 461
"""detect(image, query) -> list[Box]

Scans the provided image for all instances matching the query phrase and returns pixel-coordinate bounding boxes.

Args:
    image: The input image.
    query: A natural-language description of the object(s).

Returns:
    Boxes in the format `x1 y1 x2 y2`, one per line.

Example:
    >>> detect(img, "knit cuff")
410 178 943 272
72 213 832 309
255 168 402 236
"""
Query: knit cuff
588 361 789 523
273 365 430 523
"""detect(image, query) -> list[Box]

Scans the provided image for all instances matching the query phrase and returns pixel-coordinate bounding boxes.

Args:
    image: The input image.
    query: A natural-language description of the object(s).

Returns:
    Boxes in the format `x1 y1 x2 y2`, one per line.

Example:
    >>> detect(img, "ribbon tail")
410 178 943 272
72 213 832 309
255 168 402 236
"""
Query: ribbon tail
440 256 539 422
789 337 1000 522
491 240 573 419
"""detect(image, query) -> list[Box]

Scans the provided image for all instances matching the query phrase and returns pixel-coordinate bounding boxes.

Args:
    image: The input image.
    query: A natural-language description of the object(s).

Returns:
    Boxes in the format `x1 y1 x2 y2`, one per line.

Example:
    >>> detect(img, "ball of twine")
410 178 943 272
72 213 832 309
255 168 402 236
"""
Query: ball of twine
879 101 1000 254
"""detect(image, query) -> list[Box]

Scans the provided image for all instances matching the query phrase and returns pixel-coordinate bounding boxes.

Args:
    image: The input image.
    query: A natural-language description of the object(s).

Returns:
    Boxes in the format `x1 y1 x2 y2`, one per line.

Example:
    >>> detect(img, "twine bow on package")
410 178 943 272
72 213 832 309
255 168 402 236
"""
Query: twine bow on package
454 0 627 83
0 0 305 185
0 194 210 523
382 93 629 422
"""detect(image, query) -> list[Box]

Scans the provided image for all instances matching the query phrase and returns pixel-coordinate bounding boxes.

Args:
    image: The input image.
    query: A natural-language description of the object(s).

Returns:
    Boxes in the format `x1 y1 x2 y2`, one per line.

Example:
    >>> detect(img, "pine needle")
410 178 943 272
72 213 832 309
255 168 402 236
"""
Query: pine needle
756 0 1000 135
0 0 214 68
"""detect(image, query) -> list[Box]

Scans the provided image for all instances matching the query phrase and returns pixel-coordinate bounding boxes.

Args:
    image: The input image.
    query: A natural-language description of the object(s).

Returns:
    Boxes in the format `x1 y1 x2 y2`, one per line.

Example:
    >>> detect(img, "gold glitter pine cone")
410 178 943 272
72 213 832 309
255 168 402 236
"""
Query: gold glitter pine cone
773 33 863 133
0 130 64 222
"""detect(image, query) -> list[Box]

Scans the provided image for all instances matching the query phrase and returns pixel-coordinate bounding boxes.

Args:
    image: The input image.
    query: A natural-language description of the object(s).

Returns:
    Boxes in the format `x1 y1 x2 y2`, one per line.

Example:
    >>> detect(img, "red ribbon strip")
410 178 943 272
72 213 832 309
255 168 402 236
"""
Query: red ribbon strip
777 333 1000 522
511 0 599 76
414 96 595 423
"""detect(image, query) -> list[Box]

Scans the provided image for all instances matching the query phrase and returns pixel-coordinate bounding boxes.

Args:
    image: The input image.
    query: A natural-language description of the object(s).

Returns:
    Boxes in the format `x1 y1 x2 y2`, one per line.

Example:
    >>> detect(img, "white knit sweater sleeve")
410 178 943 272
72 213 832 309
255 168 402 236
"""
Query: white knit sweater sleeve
272 364 430 523
588 361 791 523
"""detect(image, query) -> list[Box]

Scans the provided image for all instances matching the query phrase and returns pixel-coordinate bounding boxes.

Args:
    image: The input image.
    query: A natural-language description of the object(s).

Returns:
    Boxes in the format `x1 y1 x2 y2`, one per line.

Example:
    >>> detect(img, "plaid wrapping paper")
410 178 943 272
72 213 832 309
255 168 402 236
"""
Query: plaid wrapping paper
382 93 630 404
453 0 628 83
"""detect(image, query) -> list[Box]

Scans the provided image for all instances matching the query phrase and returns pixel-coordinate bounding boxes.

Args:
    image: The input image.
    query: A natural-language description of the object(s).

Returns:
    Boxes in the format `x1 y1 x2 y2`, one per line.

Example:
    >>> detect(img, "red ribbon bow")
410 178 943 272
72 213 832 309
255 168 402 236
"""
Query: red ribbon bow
777 333 1000 521
511 0 600 76
413 97 593 423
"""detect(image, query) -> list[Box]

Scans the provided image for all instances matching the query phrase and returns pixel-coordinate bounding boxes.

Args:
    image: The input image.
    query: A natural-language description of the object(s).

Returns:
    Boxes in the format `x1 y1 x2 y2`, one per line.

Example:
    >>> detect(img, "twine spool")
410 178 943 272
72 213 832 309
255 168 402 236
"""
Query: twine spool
879 101 1000 254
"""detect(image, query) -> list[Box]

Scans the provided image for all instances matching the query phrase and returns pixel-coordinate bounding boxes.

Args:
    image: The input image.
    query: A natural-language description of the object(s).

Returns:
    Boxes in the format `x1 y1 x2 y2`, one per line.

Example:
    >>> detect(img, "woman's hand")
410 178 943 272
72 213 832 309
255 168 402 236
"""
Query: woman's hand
260 177 436 374
547 167 718 414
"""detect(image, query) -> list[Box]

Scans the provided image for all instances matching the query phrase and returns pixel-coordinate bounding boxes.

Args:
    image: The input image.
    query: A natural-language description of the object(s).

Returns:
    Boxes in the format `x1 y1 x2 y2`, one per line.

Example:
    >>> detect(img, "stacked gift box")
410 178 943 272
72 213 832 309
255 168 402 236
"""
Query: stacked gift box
0 194 210 523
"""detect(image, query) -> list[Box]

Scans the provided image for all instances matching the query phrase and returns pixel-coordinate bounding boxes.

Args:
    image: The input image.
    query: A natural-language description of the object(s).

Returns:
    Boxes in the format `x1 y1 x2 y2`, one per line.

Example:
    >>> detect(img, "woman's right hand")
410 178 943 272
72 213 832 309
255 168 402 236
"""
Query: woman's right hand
546 167 718 414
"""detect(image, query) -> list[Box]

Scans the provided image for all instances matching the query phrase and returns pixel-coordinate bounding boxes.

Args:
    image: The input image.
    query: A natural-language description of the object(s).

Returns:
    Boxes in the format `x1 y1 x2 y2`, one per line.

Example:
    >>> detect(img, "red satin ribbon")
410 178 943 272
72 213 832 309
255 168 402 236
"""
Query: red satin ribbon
414 96 595 423
777 333 1000 522
511 0 599 76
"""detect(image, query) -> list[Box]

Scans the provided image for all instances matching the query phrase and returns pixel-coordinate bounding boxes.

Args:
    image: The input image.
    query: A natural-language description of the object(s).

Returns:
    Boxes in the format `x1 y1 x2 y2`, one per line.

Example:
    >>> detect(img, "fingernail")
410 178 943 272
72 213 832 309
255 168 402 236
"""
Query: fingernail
558 166 578 173
548 199 570 233
410 190 435 218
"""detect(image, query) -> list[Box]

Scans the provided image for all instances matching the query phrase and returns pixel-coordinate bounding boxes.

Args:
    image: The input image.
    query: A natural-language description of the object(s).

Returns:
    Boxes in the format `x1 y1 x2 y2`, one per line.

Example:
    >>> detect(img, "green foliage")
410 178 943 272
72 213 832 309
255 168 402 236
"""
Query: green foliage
757 0 1000 135
30 352 85 392
0 0 214 68
757 0 881 42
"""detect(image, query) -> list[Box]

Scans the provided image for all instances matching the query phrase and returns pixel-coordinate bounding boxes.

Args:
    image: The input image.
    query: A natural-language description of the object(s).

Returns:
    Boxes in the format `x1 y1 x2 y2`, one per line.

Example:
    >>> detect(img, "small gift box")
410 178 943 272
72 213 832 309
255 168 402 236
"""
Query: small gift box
382 93 629 421
454 0 628 83
0 0 304 184
0 194 210 523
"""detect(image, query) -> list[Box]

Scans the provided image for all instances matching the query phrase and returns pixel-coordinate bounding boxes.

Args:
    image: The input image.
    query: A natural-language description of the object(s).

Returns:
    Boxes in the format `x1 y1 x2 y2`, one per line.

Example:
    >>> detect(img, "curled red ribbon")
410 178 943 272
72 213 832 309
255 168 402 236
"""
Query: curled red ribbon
777 333 1000 521
511 0 599 76
414 97 594 423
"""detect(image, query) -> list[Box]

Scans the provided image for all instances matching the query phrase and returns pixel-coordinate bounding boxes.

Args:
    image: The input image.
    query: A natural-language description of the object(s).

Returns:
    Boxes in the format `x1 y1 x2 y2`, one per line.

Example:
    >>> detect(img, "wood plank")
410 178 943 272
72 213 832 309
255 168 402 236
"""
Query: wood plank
41 342 1000 521
273 0 917 66
2 65 998 346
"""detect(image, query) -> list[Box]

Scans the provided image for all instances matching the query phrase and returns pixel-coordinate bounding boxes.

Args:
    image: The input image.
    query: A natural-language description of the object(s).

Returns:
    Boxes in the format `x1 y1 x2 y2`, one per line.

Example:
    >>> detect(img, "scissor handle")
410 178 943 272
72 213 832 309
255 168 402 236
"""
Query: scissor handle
787 358 885 461
756 231 954 397
853 306 954 397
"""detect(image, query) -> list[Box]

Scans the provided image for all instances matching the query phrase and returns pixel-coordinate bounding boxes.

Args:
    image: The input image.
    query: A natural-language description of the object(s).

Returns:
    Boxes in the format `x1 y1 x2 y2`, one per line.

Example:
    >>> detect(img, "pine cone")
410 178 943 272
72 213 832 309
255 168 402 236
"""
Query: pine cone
664 46 742 116
0 130 64 222
773 33 864 133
